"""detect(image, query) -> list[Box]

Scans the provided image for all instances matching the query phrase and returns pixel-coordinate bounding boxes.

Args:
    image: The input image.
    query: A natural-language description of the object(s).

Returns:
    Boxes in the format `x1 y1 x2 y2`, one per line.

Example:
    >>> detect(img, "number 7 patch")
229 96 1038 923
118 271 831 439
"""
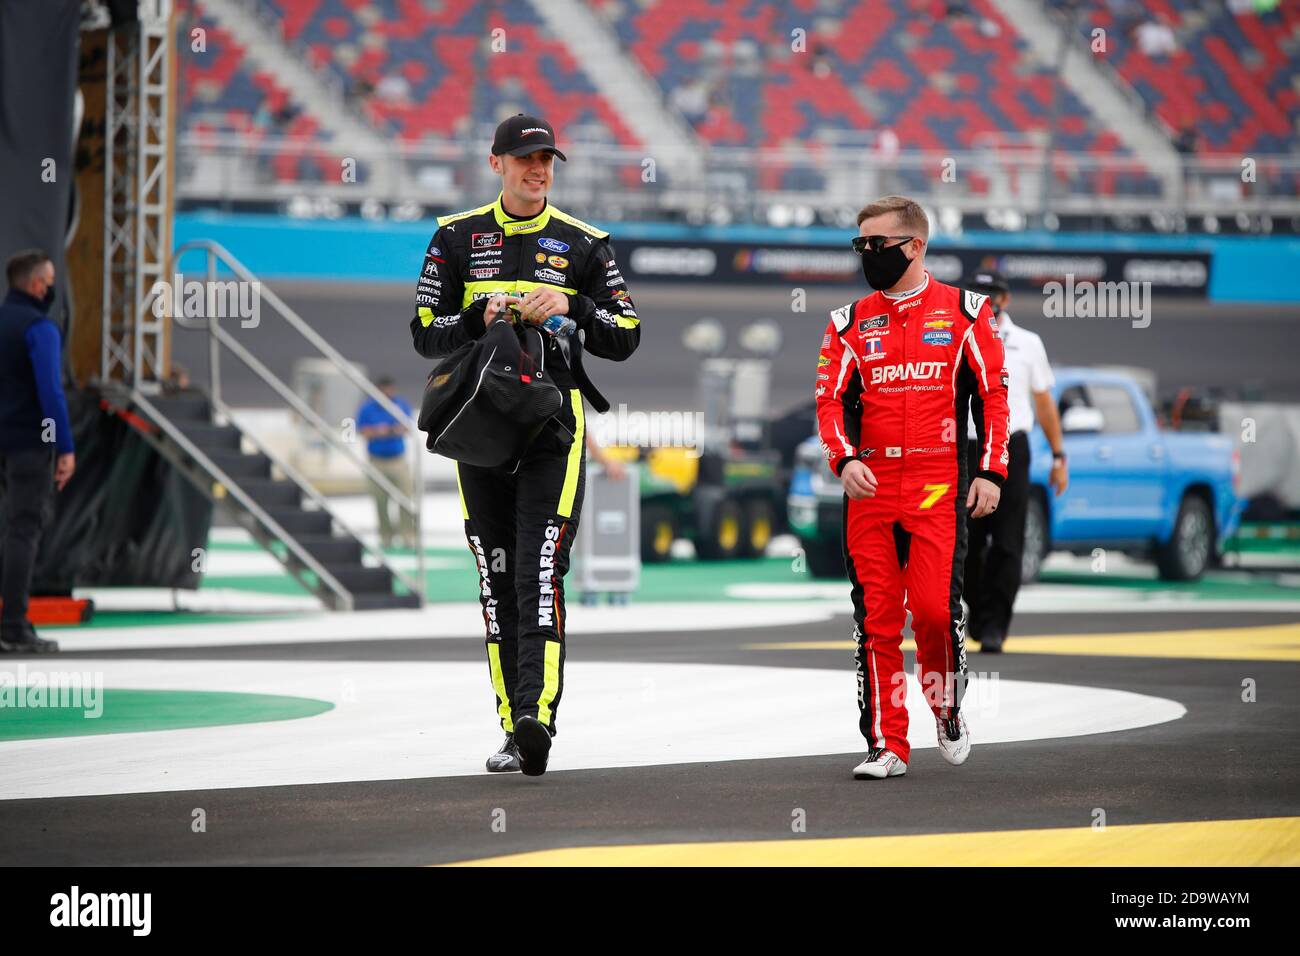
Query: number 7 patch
919 483 950 510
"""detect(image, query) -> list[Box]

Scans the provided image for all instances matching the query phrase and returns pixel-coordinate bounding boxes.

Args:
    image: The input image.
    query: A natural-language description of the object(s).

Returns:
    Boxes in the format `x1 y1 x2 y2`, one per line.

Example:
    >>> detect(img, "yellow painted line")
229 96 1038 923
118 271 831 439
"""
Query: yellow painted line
446 816 1300 867
746 622 1300 662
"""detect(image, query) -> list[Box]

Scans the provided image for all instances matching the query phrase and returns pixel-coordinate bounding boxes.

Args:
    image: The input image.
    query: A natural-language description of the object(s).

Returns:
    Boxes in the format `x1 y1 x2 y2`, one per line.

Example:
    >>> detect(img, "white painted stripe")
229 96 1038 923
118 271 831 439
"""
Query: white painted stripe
74 588 322 614
47 602 839 652
721 581 1300 613
0 660 1186 799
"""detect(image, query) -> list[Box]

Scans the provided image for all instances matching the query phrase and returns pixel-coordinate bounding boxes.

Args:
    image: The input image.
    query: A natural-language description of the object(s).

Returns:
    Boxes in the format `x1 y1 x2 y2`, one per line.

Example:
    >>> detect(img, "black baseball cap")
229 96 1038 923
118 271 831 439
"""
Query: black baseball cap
491 113 567 161
970 269 1010 294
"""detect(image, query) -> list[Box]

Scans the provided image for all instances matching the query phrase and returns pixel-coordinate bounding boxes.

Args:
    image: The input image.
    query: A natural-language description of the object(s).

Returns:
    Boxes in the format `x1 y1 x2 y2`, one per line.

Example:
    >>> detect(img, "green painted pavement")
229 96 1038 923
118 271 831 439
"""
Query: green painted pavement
0 689 333 741
41 537 1295 634
1036 569 1300 601
50 611 293 630
200 553 812 603
199 553 1300 604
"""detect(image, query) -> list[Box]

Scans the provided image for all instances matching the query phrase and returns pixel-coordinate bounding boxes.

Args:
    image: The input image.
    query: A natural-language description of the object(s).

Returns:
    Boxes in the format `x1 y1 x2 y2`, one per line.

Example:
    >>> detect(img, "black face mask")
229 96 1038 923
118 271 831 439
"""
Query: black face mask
860 241 913 291
40 287 56 311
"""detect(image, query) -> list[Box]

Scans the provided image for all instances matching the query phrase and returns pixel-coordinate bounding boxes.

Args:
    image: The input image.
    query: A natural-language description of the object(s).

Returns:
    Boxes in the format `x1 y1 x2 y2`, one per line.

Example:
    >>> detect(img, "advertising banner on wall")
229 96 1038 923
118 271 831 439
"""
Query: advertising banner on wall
617 239 1211 295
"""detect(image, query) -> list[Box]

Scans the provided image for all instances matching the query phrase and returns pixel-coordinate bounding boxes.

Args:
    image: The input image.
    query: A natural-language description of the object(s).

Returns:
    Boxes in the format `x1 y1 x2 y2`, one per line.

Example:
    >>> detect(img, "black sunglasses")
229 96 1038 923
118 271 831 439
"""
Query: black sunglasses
852 235 916 255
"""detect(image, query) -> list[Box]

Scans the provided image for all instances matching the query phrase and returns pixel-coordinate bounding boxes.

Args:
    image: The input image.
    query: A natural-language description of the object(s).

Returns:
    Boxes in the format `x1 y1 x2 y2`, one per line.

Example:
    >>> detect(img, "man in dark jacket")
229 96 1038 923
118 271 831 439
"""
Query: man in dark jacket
0 250 75 653
411 114 640 776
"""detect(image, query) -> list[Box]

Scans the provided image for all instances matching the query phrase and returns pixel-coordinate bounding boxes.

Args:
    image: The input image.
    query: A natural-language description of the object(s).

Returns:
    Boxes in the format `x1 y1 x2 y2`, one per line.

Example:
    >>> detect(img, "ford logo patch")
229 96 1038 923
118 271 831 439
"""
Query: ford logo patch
538 237 570 254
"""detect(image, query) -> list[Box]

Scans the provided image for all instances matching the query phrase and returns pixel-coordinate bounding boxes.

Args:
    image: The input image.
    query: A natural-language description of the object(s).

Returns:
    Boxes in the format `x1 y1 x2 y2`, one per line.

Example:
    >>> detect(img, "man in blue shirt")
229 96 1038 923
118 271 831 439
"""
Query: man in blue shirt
0 250 75 653
356 377 416 549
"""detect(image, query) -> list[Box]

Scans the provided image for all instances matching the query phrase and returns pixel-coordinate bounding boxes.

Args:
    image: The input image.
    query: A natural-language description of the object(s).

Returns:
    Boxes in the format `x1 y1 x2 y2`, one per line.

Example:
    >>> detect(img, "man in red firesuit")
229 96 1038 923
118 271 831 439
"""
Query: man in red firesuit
815 195 1010 779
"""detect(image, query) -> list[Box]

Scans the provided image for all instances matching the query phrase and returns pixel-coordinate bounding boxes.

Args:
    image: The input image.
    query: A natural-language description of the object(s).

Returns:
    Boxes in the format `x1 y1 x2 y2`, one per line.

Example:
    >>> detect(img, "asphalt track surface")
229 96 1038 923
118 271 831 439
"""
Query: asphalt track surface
169 281 1300 413
5 608 1297 866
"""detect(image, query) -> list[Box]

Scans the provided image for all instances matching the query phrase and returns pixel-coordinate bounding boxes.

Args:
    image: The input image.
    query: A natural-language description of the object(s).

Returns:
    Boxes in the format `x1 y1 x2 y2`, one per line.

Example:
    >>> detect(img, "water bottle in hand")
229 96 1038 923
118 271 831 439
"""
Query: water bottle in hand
540 314 577 336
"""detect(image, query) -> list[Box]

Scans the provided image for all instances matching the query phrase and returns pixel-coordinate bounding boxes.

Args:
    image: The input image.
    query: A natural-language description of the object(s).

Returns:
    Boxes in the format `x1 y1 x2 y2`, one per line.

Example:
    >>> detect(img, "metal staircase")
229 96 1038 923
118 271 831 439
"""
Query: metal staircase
111 388 420 611
117 240 425 611
97 5 420 611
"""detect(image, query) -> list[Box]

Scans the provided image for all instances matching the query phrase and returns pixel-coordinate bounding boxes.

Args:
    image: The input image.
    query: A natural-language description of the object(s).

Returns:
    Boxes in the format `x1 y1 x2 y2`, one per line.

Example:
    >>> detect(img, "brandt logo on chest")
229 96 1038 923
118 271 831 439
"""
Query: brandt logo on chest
870 361 946 385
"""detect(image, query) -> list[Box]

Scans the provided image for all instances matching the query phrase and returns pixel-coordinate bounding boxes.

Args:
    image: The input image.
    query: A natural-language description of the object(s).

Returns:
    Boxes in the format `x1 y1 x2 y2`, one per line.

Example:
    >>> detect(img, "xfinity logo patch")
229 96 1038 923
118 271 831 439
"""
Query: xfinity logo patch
858 314 888 332
472 232 503 248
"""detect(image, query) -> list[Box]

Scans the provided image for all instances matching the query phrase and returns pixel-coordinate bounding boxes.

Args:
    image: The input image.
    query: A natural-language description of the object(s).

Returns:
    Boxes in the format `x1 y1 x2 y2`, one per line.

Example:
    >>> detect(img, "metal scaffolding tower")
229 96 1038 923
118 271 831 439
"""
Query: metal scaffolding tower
102 0 172 392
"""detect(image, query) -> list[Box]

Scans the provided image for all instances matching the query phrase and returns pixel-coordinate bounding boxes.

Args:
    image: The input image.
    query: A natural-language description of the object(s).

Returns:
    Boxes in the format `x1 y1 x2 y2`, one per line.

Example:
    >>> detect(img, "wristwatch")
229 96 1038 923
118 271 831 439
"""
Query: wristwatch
1051 450 1067 464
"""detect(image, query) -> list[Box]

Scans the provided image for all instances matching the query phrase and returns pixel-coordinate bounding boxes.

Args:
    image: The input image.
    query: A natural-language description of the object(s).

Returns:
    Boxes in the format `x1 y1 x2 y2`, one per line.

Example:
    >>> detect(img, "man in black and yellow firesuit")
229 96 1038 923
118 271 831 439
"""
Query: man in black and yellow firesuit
410 114 640 776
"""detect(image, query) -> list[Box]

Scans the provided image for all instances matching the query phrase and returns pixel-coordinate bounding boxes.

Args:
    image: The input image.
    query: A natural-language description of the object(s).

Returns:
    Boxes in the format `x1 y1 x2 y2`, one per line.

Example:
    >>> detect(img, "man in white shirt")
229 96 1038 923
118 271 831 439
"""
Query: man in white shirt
963 271 1068 652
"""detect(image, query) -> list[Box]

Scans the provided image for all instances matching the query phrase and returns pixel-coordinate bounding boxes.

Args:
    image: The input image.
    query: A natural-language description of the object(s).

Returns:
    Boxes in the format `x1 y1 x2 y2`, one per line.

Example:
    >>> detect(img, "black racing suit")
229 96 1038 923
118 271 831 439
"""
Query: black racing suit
411 193 640 735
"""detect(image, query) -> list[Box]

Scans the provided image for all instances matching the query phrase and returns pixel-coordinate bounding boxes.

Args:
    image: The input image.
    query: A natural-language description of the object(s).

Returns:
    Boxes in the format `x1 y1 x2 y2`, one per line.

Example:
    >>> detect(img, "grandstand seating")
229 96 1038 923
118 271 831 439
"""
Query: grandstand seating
176 0 1294 194
594 0 1126 155
257 0 639 144
177 0 334 183
1078 0 1299 155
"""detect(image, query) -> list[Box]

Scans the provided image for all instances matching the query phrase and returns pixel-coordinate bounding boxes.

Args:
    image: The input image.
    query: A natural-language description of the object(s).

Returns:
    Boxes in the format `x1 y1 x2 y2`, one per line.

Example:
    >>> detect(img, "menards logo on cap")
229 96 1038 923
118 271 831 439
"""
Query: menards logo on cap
521 127 548 136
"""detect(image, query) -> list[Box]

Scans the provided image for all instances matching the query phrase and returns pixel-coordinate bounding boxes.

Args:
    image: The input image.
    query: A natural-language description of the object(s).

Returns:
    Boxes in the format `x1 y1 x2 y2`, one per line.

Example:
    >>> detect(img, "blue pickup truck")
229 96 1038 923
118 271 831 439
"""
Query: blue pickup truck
788 368 1243 581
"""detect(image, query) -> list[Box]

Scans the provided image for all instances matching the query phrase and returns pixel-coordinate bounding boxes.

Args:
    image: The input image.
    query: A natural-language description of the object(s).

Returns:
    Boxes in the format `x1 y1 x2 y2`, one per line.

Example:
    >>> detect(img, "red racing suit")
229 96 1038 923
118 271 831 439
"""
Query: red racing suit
815 272 1010 763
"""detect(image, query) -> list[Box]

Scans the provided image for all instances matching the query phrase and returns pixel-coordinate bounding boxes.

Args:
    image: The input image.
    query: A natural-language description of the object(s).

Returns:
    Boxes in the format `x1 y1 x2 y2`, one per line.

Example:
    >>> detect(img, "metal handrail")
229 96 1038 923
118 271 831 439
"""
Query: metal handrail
129 389 354 611
209 322 412 508
160 239 425 604
210 393 422 600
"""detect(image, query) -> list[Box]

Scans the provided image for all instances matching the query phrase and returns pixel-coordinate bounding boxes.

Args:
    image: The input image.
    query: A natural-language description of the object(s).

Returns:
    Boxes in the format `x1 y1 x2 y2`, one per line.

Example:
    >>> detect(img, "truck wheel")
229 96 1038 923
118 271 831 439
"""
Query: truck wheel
1156 493 1213 581
1022 494 1049 583
804 538 845 579
739 498 775 559
641 504 676 563
696 498 743 561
